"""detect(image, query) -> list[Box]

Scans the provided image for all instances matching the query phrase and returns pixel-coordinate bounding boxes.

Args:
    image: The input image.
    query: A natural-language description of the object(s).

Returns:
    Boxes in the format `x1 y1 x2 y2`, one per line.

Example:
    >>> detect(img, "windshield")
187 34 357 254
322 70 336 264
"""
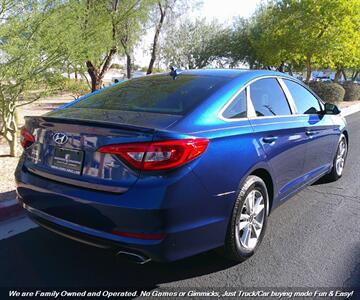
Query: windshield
70 74 229 115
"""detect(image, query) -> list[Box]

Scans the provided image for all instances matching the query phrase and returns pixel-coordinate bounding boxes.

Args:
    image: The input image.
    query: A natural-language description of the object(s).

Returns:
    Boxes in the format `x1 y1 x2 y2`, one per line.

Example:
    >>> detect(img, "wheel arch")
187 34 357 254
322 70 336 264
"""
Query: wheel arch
342 130 349 146
249 168 274 215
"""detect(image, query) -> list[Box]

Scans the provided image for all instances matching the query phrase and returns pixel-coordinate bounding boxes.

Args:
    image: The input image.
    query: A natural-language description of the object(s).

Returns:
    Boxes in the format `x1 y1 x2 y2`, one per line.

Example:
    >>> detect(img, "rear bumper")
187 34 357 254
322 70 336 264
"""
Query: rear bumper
15 163 233 262
24 204 152 263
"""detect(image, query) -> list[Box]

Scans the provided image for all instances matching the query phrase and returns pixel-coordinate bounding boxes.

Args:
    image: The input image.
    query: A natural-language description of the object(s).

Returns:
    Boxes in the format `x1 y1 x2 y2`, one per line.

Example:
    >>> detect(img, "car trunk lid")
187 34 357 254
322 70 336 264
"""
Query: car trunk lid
21 112 180 192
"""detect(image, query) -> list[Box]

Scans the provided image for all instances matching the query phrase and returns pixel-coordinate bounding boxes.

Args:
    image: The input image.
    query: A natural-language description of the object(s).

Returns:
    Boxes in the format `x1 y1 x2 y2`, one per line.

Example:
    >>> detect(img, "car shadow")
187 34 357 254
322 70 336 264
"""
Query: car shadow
0 226 237 289
311 176 330 186
0 190 16 202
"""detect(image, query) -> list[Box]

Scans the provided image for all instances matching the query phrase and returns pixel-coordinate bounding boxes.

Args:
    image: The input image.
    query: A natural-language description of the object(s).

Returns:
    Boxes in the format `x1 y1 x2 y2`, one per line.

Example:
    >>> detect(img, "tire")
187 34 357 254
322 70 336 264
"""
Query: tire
326 134 348 182
223 175 268 262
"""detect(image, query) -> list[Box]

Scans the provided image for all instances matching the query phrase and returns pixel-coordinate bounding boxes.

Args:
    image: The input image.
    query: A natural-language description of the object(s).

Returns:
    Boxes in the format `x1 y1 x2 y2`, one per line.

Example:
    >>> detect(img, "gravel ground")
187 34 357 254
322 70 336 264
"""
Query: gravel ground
340 100 360 108
0 156 18 201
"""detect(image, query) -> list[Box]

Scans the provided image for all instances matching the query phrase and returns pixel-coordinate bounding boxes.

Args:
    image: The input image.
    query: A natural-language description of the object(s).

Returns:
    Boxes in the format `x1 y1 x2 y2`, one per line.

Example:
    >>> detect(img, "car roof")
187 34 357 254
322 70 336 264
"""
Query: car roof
166 69 302 132
165 68 294 80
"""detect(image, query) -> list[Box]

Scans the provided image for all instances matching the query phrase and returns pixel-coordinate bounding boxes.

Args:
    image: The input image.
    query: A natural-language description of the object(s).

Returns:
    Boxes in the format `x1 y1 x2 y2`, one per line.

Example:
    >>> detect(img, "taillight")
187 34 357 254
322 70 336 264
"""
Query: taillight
20 127 35 149
98 138 209 171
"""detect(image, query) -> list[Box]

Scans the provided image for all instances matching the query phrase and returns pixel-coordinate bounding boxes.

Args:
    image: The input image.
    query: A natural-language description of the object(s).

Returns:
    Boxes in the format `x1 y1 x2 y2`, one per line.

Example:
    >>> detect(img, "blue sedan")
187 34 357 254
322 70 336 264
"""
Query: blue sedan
16 69 348 263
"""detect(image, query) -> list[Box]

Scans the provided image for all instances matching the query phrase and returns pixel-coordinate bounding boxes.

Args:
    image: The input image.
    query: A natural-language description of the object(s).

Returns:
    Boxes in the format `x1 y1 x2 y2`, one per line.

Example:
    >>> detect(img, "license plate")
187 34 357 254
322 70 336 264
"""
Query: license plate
51 147 84 175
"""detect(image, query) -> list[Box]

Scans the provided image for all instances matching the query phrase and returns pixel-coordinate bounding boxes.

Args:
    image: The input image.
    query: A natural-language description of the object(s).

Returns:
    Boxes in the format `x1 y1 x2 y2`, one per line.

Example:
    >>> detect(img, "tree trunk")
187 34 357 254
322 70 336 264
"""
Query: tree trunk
126 53 131 79
305 54 312 84
86 48 117 92
86 61 100 92
8 132 17 157
352 70 359 81
88 74 102 91
278 61 285 73
88 74 104 92
287 64 293 76
341 69 347 81
334 68 342 83
147 2 167 75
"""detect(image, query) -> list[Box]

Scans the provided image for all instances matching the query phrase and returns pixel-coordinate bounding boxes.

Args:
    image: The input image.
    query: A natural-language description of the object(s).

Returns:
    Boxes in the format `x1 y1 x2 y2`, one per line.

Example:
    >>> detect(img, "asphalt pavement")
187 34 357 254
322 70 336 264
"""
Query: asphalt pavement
0 113 359 292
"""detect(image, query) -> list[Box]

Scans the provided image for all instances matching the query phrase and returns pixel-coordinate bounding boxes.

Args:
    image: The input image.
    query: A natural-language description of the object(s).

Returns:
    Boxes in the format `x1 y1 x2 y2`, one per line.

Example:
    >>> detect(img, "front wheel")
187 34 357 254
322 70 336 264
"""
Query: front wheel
223 175 268 262
326 134 348 182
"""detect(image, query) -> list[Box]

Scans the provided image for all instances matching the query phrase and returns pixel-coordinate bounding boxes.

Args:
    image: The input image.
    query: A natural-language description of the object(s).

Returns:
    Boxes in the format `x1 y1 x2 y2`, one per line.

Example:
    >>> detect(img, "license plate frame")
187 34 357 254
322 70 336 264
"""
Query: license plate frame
51 147 84 175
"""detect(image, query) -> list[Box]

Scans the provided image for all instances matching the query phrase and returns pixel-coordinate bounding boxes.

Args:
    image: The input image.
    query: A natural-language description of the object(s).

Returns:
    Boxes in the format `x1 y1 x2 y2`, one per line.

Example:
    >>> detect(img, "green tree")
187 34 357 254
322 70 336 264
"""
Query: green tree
119 1 153 79
0 1 65 156
249 0 360 82
228 17 264 69
146 0 176 75
51 0 155 92
162 18 227 69
146 0 199 74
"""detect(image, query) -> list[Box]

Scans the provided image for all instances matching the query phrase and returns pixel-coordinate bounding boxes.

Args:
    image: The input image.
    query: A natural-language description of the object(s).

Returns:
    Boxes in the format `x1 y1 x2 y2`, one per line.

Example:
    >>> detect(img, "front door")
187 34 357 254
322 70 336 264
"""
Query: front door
282 79 338 180
248 77 308 200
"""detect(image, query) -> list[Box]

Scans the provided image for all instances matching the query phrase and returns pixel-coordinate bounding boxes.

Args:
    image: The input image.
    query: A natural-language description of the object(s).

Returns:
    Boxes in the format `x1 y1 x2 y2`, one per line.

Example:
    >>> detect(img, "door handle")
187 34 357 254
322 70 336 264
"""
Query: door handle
305 130 318 136
262 136 278 143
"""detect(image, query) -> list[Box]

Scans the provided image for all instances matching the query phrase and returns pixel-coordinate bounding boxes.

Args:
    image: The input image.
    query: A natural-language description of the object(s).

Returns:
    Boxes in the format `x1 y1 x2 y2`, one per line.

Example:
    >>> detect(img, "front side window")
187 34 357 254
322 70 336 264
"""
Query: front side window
283 79 321 114
250 78 291 117
222 89 247 119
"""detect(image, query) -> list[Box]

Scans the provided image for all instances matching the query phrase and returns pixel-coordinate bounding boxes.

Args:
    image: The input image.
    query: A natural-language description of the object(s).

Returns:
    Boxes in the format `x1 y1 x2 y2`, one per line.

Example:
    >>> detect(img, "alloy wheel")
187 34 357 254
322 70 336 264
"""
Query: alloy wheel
335 138 347 176
236 189 265 251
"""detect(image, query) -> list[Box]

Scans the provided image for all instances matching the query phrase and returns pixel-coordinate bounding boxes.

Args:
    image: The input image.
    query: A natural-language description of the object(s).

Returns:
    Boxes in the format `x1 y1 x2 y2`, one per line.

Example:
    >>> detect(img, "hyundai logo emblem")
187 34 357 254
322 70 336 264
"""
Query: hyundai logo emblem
53 132 69 145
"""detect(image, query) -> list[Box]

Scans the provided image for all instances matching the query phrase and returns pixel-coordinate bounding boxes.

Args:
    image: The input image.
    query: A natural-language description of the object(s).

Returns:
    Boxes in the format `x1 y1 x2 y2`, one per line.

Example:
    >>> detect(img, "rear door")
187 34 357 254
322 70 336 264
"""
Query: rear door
282 79 338 179
248 77 309 199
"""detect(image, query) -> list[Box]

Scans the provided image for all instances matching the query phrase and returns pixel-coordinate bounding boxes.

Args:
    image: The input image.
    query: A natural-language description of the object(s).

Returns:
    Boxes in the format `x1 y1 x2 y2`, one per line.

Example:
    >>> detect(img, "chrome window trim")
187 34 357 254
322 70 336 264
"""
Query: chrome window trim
280 77 325 113
247 85 257 118
277 77 297 114
247 114 298 120
218 85 249 122
218 75 298 122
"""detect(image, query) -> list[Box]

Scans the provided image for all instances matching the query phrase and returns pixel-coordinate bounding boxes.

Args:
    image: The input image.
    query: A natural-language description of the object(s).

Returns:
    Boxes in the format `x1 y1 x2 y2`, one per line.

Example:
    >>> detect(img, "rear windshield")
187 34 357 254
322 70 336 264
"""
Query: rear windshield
71 74 229 115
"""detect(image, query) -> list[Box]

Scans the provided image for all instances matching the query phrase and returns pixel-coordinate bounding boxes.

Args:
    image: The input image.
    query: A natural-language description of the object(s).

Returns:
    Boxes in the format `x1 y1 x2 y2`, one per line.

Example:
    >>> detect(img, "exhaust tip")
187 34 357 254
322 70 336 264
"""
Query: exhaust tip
116 250 151 265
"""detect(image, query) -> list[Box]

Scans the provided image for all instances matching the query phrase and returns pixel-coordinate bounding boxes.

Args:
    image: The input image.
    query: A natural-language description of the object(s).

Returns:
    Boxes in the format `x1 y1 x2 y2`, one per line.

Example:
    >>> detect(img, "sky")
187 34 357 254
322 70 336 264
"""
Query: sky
132 0 263 67
192 0 263 23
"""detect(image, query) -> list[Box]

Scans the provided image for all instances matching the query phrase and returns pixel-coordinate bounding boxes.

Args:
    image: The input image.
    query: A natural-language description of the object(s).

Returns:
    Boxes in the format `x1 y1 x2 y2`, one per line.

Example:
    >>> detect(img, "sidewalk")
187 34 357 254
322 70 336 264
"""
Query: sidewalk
339 101 360 117
1 100 360 223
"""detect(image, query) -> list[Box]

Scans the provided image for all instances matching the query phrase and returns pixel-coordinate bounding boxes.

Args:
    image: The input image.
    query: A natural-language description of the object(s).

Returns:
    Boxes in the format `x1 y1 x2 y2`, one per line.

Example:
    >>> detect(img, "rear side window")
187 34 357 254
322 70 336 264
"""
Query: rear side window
283 79 321 114
223 89 247 119
250 78 291 117
71 75 228 115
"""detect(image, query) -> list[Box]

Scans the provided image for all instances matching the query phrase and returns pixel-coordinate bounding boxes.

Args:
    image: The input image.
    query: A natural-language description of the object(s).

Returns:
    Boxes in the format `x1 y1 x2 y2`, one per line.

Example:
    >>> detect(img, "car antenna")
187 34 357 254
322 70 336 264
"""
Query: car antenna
169 66 182 80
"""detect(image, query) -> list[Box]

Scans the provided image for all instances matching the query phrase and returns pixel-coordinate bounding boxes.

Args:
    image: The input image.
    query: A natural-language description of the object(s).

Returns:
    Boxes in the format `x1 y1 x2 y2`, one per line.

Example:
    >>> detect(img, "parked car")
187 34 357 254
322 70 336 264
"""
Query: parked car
314 76 332 82
16 69 348 263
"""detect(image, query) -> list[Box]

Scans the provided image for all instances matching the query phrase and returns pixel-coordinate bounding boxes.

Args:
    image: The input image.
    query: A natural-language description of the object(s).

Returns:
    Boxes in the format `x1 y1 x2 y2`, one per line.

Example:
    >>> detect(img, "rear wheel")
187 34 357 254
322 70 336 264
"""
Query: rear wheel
223 175 268 262
326 134 347 182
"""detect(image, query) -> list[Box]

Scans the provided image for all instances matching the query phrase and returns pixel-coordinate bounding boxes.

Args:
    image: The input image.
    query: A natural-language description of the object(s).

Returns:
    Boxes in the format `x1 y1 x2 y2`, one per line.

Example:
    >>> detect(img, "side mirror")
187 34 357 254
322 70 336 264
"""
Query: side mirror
324 102 341 115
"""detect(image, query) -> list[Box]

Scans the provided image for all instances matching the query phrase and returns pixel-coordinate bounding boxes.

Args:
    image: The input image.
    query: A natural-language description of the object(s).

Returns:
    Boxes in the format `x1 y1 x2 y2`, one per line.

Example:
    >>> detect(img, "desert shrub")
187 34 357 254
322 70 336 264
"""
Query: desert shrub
59 79 90 99
341 81 360 101
110 63 123 69
308 81 345 103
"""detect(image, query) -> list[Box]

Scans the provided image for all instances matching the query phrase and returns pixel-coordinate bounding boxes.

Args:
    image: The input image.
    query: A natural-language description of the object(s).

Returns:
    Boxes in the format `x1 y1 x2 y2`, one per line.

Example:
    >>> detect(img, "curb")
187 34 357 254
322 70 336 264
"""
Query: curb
0 103 359 224
341 102 360 117
0 199 23 223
